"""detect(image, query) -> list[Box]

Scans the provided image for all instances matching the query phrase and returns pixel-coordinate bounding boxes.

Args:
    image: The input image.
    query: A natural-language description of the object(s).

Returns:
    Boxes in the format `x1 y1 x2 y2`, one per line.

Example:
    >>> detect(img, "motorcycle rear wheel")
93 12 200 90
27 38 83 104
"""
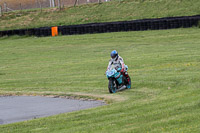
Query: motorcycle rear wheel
126 76 131 89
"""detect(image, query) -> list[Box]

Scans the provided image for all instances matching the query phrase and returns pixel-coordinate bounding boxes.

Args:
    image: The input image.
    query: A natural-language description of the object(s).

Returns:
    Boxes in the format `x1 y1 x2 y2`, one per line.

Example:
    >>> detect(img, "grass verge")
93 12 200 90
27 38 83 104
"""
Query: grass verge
0 28 200 132
0 0 200 31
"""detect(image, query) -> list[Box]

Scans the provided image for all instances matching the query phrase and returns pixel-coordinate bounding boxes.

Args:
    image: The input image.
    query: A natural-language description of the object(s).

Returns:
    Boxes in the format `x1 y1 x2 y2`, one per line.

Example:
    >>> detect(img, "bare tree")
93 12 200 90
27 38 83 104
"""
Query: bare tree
50 0 52 7
74 0 78 7
58 0 62 10
35 0 39 8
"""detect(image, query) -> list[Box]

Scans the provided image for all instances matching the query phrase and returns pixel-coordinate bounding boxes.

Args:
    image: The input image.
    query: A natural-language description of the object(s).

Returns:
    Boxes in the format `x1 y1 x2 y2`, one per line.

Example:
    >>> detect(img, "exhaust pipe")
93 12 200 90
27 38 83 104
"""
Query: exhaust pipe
117 85 126 92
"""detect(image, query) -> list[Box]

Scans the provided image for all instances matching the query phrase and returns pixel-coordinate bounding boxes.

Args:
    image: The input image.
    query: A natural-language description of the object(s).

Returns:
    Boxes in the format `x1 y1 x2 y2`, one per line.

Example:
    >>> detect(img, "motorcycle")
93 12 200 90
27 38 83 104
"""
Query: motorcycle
106 65 131 93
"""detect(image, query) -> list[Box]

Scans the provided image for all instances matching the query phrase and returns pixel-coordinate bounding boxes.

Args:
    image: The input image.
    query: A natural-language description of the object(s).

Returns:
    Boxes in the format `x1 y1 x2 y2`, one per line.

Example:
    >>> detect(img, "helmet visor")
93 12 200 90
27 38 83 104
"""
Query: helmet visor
111 54 117 59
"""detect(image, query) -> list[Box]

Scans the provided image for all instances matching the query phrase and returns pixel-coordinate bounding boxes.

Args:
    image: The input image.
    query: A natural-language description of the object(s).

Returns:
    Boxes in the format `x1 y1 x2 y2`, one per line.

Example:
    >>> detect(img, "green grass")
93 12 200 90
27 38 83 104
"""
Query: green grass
0 0 200 31
0 28 200 132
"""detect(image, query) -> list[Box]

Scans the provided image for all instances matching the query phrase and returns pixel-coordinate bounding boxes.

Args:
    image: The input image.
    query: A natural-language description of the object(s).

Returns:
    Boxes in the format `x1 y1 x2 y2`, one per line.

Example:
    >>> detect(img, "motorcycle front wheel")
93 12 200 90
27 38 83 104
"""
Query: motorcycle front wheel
108 78 117 93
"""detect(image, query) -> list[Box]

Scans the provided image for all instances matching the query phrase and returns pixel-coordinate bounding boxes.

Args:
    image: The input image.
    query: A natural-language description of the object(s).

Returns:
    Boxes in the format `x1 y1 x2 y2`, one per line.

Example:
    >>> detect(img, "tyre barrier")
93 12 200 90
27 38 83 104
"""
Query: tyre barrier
0 15 199 37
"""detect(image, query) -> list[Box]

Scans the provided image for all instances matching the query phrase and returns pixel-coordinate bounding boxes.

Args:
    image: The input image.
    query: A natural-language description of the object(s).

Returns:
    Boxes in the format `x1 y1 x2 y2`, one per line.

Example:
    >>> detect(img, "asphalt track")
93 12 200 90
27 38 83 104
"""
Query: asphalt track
0 96 105 125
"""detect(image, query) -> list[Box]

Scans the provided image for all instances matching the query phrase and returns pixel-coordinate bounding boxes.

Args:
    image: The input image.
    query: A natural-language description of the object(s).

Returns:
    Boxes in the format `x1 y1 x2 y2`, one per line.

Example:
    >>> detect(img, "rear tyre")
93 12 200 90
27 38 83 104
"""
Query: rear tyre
108 79 117 93
126 76 131 89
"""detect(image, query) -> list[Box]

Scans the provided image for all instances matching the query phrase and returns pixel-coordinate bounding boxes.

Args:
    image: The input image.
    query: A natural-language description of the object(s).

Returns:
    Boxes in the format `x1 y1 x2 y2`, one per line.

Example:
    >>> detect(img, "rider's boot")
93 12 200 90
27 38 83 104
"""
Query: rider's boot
124 72 131 89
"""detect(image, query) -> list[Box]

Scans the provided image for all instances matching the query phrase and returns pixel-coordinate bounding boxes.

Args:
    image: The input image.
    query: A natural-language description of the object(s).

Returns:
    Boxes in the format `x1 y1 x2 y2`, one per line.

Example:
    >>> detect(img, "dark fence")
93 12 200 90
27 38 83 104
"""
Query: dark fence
0 15 199 37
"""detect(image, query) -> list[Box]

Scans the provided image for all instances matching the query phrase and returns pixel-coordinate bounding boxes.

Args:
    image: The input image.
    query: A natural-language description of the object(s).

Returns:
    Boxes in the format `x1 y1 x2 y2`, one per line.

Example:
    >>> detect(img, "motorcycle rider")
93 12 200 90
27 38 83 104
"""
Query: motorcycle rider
107 50 131 86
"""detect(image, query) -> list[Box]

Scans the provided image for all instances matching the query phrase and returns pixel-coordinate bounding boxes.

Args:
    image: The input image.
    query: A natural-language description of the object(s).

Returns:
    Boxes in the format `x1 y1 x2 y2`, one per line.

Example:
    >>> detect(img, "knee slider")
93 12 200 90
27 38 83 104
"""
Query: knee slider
124 72 128 75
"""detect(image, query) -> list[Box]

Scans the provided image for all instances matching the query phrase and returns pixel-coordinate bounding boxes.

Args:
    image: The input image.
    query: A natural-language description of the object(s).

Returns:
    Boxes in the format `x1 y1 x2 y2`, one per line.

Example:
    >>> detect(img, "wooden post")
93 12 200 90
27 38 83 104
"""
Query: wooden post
39 2 42 12
20 3 22 11
4 2 7 12
0 6 2 16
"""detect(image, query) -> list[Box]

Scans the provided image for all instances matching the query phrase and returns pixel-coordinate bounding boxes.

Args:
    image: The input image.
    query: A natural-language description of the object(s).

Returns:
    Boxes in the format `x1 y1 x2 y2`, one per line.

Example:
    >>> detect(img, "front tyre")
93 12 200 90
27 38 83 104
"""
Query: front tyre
108 79 117 93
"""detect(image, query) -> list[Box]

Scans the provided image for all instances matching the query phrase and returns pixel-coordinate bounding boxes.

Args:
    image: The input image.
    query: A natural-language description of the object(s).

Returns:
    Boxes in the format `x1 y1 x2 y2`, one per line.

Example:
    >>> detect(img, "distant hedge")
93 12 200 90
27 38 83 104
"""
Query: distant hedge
0 15 199 37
